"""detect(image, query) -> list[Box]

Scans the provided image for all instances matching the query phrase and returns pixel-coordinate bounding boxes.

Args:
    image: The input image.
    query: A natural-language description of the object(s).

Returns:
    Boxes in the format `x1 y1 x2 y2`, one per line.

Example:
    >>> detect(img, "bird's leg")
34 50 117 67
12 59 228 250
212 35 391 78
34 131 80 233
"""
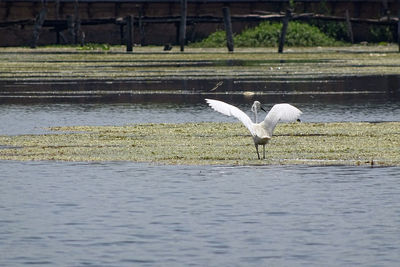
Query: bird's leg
255 145 260 160
263 144 266 159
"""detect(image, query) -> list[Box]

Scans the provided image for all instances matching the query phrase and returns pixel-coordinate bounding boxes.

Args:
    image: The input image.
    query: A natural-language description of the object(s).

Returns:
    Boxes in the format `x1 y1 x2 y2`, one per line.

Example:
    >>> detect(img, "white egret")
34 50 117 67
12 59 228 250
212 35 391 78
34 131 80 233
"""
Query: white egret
250 100 266 123
205 99 302 159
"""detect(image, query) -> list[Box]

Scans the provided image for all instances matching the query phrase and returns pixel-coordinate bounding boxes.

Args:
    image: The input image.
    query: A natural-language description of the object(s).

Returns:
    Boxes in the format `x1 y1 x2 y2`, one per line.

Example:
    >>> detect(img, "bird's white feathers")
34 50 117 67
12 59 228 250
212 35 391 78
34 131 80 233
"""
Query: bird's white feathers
266 103 303 122
261 103 302 136
205 99 256 135
205 99 302 138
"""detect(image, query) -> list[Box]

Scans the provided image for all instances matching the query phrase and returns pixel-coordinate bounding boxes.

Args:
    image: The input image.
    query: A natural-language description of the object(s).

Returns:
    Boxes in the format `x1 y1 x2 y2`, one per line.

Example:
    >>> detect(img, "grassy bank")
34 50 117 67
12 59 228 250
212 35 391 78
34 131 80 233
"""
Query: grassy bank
0 45 400 82
0 122 399 166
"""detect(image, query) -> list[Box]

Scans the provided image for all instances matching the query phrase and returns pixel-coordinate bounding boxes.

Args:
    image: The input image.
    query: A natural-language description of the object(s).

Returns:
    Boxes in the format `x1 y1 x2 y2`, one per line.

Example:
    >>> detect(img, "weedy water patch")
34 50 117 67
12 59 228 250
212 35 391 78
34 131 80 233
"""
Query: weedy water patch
0 122 399 166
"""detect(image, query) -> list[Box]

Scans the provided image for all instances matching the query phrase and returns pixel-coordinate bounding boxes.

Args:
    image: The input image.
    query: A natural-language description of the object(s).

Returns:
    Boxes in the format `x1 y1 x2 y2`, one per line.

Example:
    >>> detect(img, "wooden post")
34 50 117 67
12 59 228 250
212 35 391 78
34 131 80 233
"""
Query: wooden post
31 8 47 48
383 0 390 21
73 0 80 45
80 32 85 47
179 0 187 52
398 2 400 52
138 7 146 46
345 9 354 44
126 15 134 52
120 24 124 45
67 15 75 44
55 0 60 44
278 9 291 53
222 7 234 52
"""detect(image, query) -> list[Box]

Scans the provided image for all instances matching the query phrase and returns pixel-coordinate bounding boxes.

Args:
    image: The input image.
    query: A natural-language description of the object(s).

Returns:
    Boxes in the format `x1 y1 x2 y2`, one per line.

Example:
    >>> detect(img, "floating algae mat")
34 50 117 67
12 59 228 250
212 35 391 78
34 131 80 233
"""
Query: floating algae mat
0 122 399 166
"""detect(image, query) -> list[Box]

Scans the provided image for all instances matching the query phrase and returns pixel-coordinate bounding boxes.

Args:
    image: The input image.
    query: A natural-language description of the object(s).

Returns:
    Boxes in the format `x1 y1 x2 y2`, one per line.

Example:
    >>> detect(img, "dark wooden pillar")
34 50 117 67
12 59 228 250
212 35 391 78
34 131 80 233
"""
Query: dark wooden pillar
73 0 80 45
138 6 146 46
278 9 291 53
126 15 134 52
31 7 47 48
67 15 75 44
222 7 234 52
345 9 354 43
398 0 400 52
55 0 60 44
179 0 187 51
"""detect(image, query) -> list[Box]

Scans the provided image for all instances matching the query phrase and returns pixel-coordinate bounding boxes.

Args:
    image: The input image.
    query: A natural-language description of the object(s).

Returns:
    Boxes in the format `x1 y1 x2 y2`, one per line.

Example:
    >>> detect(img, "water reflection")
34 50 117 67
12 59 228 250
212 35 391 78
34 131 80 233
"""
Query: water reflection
0 75 399 104
0 75 399 135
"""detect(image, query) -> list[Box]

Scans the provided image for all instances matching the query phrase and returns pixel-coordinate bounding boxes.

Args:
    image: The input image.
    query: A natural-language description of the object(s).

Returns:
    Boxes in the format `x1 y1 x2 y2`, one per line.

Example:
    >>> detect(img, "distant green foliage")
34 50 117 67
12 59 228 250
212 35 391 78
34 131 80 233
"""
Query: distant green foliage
282 21 343 46
369 25 395 43
191 30 227 48
191 21 345 47
309 20 348 41
77 43 111 51
234 22 282 47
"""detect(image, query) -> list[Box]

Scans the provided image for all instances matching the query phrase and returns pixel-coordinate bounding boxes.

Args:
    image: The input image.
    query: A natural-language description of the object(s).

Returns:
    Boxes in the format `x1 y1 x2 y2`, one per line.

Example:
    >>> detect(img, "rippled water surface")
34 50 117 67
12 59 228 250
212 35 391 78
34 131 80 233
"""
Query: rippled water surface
0 99 399 135
1 162 400 266
1 76 400 266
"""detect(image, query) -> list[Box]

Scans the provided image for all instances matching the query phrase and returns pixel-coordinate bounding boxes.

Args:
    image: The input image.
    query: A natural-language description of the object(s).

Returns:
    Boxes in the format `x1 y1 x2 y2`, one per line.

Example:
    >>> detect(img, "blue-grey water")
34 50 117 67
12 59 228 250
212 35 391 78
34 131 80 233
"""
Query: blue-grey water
0 100 399 135
1 98 400 266
1 162 400 266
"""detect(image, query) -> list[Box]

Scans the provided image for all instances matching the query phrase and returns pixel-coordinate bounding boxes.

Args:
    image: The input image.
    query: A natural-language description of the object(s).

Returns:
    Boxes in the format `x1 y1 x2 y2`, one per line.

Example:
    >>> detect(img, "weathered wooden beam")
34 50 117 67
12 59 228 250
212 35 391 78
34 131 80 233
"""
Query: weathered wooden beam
2 13 399 30
179 0 187 51
222 7 234 52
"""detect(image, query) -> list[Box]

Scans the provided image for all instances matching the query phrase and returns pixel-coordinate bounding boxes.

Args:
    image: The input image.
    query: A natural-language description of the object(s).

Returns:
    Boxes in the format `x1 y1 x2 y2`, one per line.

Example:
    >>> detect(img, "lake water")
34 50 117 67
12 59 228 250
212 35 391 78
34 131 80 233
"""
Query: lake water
1 162 400 266
1 77 400 266
0 99 399 136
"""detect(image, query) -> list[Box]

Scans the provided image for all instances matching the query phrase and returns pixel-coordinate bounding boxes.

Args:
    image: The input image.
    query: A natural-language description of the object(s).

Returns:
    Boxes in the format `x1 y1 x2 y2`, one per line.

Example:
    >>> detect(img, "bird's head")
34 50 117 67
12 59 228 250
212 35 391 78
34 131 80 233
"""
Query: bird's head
251 101 266 113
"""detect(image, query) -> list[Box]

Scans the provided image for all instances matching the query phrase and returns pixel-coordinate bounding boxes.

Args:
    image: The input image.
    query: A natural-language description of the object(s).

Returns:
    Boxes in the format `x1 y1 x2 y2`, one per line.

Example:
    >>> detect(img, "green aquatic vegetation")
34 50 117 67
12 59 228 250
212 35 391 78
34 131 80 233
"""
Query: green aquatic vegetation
0 122 399 166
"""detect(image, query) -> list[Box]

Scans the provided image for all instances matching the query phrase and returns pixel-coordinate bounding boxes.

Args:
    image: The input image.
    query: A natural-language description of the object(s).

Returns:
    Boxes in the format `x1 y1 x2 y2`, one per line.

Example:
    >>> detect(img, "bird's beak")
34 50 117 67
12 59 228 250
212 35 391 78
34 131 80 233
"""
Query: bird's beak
261 107 267 112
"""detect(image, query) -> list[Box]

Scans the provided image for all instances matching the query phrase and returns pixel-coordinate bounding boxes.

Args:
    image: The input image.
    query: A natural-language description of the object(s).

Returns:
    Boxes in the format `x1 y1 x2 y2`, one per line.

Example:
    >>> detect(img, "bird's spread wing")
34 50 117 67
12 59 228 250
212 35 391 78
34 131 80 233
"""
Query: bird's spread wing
205 99 255 135
268 103 302 122
261 103 302 136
